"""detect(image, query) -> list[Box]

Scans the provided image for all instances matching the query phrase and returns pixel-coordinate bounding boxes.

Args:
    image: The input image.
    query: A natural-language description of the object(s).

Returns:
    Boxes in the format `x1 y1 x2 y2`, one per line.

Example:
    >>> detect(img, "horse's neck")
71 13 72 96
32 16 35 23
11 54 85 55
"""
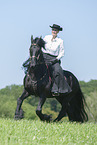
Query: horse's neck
29 64 47 81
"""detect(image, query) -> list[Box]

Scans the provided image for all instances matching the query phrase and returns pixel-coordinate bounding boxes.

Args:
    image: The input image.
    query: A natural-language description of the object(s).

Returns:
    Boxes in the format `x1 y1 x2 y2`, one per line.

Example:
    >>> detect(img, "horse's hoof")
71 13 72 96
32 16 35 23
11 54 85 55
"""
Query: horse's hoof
43 114 52 122
14 115 24 120
53 119 58 122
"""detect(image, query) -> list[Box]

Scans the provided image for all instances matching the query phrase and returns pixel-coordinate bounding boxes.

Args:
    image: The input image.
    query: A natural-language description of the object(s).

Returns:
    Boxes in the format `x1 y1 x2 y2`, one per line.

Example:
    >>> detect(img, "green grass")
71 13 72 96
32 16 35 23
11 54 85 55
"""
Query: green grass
0 118 97 145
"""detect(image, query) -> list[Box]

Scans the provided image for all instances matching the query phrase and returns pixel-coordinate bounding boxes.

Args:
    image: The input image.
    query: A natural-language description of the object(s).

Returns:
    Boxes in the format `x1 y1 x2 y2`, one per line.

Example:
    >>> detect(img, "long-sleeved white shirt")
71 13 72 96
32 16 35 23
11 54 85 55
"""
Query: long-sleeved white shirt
42 35 64 60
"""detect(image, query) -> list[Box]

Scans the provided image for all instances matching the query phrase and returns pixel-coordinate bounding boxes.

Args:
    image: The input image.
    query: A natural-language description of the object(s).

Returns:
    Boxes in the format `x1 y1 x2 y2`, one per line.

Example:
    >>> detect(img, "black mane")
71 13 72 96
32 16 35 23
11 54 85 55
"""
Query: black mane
33 37 45 49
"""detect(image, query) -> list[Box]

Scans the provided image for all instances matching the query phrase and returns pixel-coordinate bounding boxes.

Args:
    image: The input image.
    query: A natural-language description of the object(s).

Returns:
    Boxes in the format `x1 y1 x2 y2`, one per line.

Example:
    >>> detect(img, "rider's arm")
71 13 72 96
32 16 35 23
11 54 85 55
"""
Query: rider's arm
56 40 64 60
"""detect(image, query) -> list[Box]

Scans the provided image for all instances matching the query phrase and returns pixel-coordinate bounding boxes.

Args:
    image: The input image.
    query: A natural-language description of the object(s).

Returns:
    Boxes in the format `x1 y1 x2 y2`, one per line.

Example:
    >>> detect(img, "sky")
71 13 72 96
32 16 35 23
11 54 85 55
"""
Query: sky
0 0 97 89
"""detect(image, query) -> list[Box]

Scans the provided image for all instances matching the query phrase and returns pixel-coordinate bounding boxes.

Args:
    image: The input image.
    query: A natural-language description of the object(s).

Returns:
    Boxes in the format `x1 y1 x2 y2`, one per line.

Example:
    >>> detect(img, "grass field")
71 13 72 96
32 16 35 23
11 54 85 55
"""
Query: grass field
0 118 97 145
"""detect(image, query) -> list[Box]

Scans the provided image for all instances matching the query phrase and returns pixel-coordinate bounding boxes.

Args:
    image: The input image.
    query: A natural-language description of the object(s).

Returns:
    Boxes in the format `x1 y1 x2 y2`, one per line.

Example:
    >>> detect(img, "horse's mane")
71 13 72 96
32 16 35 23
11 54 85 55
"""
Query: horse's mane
33 37 45 49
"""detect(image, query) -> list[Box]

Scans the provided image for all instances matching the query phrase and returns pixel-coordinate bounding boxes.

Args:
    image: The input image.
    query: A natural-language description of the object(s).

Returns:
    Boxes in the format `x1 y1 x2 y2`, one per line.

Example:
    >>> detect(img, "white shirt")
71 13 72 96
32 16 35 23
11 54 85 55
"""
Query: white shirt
42 35 64 60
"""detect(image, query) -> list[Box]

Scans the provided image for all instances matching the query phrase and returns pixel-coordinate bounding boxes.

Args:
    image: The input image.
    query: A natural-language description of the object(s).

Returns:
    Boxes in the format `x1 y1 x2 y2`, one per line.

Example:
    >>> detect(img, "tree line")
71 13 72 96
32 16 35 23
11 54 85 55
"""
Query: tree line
0 80 97 121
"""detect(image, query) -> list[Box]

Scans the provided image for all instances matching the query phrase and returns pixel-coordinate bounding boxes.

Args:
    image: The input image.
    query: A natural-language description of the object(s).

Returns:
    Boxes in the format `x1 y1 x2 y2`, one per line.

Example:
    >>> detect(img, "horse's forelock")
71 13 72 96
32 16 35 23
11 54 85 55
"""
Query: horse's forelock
31 37 45 50
33 37 45 49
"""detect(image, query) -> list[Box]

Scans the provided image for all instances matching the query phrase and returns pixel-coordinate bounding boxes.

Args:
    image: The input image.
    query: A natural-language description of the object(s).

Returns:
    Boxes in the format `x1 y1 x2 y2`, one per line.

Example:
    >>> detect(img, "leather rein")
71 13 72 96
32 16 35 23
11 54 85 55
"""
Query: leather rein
27 44 48 93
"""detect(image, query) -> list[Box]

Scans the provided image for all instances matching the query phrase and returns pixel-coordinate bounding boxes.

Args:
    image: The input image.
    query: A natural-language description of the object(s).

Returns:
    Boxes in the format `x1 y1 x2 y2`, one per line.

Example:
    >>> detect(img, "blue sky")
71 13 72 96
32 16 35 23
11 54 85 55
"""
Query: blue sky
0 0 97 89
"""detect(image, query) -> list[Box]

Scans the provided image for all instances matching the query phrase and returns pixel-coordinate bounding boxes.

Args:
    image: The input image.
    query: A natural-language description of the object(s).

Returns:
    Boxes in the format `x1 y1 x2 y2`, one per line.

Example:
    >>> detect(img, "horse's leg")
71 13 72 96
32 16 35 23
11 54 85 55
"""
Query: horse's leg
36 96 52 122
54 105 67 122
54 95 70 122
14 89 29 119
55 94 82 122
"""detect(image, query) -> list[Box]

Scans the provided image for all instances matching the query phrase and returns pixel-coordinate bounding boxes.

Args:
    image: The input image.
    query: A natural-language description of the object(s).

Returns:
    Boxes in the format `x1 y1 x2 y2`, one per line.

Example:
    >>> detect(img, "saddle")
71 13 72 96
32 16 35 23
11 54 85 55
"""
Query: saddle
46 64 72 89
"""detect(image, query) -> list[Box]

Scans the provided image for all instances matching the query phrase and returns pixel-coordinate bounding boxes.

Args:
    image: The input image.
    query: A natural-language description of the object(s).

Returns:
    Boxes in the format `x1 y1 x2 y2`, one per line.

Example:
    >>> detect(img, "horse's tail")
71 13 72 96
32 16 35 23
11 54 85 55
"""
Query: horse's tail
75 88 88 122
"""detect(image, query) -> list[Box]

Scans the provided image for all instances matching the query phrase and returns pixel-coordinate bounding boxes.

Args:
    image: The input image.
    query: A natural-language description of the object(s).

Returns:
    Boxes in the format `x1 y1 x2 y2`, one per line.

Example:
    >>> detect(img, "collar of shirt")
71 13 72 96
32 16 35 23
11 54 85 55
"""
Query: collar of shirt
52 37 57 42
51 35 59 42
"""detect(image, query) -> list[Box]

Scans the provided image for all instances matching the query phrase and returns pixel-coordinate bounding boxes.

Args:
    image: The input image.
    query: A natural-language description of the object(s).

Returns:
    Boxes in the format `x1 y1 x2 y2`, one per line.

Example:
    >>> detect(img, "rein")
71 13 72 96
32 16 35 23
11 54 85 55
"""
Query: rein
27 61 48 93
27 71 47 85
27 41 50 93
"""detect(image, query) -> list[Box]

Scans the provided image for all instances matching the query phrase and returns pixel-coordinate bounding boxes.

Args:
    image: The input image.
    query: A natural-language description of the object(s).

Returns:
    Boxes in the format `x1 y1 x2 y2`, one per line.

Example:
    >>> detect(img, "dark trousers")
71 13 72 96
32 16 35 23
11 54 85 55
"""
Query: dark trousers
43 53 71 94
51 62 71 93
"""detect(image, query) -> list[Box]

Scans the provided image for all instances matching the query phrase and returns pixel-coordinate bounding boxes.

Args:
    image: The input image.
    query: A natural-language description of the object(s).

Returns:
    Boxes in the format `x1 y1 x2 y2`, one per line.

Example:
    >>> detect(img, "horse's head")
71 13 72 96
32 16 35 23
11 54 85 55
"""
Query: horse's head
29 36 45 68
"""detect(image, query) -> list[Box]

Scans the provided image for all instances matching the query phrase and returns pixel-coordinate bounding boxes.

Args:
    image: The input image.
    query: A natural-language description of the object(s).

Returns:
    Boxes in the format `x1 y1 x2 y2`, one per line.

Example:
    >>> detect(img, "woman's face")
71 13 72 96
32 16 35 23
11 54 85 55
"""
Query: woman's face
52 28 59 38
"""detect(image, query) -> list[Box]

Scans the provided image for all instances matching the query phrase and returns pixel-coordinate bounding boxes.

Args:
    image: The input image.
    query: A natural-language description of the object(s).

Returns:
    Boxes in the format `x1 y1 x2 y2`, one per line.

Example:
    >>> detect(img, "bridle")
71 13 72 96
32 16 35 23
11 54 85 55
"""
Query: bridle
32 52 40 59
30 43 41 62
29 43 46 67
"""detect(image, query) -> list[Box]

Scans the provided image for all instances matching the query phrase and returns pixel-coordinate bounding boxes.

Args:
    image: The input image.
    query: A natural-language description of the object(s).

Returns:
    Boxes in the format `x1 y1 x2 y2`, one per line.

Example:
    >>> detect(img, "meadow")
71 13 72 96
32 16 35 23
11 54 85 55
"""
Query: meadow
0 81 97 144
0 118 97 145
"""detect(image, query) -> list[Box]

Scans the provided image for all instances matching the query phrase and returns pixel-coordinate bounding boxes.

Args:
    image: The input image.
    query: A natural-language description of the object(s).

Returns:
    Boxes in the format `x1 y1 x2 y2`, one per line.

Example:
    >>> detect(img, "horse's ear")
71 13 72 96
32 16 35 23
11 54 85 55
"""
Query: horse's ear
31 35 33 44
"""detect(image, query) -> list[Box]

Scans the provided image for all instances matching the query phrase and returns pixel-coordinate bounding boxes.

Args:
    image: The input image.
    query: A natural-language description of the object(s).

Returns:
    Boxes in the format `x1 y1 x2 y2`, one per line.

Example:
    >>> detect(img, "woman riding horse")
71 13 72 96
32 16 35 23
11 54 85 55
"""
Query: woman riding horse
14 36 88 122
42 24 72 96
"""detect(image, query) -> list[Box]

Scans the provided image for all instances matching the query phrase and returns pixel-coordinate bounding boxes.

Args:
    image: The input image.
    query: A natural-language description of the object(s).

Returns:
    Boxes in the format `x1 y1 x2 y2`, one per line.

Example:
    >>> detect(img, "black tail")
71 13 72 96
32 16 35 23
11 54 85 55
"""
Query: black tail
67 88 88 122
76 88 88 122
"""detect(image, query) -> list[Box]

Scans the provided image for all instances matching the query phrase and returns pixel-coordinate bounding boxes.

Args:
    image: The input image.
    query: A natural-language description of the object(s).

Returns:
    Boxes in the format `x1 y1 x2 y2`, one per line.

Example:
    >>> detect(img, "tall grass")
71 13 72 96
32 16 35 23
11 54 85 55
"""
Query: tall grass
0 118 97 145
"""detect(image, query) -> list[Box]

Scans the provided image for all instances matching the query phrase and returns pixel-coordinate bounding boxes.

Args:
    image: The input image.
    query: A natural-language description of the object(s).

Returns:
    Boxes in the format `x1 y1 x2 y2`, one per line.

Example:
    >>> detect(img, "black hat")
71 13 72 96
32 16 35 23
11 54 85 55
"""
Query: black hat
50 24 63 31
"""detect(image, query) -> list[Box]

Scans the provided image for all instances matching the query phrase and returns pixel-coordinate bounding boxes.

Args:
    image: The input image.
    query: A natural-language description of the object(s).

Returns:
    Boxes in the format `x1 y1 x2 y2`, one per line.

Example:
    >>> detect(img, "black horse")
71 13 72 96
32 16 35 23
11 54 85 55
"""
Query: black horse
14 36 88 122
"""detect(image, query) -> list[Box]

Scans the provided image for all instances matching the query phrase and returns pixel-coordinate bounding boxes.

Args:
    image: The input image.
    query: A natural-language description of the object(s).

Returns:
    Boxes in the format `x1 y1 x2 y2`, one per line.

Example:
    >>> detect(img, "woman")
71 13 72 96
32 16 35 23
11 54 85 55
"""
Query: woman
42 24 72 96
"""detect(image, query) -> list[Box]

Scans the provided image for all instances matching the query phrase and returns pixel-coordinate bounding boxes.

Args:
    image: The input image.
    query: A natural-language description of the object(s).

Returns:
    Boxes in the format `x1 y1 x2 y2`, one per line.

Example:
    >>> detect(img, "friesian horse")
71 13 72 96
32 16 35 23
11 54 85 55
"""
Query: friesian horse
14 36 88 122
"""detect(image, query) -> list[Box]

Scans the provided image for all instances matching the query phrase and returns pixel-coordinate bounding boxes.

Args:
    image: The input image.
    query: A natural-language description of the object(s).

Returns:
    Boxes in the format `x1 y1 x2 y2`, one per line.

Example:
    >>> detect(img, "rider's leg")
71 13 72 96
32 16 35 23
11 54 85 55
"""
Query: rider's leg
52 62 72 94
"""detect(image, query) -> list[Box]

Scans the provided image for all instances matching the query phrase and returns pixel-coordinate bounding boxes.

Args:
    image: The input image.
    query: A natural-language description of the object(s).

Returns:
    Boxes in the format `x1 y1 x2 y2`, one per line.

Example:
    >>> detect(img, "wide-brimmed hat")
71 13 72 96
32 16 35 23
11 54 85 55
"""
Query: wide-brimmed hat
50 24 63 31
